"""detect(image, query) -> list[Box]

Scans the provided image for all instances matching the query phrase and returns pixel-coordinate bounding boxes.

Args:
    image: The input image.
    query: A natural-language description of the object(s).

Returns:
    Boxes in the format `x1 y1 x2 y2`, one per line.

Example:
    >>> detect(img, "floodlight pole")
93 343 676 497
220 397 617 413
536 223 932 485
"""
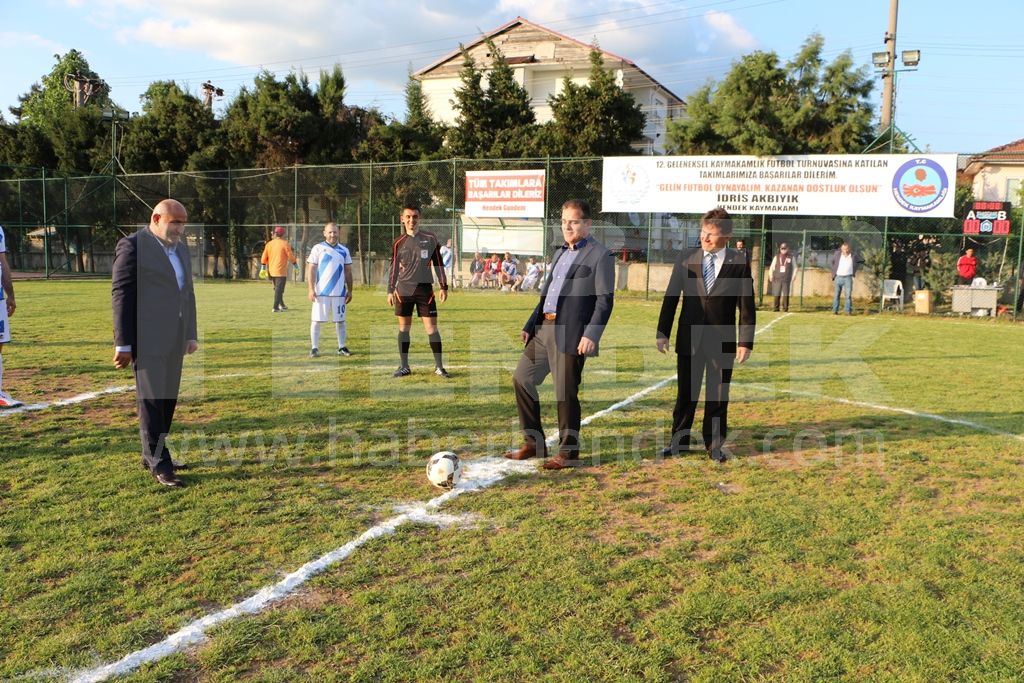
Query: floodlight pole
868 0 921 312
879 0 899 133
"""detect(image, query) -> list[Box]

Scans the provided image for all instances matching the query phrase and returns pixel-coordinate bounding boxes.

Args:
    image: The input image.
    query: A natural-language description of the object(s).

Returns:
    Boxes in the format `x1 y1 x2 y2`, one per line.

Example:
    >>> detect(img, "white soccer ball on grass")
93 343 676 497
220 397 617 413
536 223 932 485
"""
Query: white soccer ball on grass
426 451 463 489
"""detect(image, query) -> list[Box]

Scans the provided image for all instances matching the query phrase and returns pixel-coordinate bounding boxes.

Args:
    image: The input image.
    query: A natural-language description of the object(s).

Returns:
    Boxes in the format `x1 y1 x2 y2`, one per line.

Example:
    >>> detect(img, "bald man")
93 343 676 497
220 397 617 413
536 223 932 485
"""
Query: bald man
112 199 199 488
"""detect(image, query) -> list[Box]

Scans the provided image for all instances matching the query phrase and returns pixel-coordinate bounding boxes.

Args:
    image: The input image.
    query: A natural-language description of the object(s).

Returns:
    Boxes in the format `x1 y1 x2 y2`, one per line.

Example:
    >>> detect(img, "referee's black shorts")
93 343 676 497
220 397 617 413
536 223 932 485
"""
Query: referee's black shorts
393 283 438 318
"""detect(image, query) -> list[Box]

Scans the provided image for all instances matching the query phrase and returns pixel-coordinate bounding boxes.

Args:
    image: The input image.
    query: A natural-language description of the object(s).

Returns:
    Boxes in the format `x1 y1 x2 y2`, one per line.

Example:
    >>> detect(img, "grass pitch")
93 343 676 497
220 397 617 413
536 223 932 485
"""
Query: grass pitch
2 280 1023 681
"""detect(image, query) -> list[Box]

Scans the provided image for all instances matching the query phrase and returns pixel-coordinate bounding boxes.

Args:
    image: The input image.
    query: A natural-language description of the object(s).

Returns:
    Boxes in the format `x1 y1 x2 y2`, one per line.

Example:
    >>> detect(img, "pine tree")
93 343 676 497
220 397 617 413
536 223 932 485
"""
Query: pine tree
667 33 875 155
544 48 646 156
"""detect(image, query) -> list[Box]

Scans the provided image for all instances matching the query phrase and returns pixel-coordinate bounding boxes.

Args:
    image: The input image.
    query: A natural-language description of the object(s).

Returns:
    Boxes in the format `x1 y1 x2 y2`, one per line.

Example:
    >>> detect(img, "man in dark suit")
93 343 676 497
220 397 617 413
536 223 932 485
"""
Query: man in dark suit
505 199 615 470
657 207 755 463
112 199 199 487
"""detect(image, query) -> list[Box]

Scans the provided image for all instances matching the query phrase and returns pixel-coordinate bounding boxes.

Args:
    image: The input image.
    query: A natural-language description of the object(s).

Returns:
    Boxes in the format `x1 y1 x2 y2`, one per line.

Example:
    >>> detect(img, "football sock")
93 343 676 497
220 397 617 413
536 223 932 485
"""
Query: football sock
0 352 4 391
428 331 443 367
310 322 321 349
335 321 346 348
398 330 411 366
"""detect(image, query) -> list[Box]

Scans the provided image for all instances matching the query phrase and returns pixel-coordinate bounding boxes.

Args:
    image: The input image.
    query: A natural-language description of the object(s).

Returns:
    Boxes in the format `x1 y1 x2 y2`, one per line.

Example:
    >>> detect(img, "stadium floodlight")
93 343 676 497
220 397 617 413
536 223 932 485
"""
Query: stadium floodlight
872 52 891 69
101 110 130 122
901 50 921 67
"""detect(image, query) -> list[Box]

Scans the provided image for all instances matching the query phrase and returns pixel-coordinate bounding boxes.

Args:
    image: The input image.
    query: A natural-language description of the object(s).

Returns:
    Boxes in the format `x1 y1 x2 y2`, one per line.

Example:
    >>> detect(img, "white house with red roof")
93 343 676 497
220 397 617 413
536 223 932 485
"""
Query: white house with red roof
961 138 1024 207
414 17 685 155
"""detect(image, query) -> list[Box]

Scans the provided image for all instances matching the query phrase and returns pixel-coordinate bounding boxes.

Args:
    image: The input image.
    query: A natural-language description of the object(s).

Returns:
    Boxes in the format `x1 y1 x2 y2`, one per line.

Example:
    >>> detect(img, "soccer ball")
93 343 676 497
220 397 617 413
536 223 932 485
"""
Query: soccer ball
426 451 462 489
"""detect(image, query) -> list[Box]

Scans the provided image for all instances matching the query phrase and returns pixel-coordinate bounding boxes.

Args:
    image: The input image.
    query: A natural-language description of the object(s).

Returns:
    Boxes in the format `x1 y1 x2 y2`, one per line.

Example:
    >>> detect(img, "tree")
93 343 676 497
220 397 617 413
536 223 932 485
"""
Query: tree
542 48 646 157
221 70 320 167
0 120 57 170
667 34 875 155
447 40 538 158
356 76 444 163
13 50 110 127
4 50 116 173
120 81 216 173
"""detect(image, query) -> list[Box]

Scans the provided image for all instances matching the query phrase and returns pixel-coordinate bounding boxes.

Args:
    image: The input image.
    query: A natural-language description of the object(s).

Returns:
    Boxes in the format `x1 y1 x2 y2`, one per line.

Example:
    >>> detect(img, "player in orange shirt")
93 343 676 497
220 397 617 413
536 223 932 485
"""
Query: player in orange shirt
261 226 298 312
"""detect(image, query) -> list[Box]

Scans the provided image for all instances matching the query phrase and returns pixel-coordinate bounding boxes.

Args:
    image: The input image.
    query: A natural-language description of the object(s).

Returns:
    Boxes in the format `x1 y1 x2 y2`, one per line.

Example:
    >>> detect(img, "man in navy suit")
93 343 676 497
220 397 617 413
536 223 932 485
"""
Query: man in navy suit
505 199 615 470
112 199 199 487
657 207 755 463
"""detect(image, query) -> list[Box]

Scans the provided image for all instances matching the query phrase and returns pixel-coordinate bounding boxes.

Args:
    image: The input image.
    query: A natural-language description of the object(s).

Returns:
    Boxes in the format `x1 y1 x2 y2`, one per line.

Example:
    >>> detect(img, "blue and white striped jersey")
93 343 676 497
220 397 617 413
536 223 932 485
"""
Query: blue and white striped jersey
307 241 352 297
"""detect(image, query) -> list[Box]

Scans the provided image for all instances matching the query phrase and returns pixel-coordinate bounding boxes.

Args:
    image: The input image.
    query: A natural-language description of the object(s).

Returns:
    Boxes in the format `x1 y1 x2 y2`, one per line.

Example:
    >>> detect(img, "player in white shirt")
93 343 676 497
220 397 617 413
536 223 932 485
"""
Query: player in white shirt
440 239 454 285
306 222 354 357
0 225 21 407
520 256 543 291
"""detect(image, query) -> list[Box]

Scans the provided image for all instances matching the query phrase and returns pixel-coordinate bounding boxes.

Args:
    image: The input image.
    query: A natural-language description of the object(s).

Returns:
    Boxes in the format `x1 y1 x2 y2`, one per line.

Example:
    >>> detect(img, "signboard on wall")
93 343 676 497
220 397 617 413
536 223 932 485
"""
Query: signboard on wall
963 201 1011 235
458 214 545 256
465 169 545 218
602 154 957 217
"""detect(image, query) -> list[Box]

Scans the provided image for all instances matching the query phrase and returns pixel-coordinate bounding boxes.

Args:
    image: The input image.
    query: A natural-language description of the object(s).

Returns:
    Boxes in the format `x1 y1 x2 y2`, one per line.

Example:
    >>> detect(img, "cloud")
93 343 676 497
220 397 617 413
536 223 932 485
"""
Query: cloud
56 1 759 116
0 31 66 54
702 10 757 50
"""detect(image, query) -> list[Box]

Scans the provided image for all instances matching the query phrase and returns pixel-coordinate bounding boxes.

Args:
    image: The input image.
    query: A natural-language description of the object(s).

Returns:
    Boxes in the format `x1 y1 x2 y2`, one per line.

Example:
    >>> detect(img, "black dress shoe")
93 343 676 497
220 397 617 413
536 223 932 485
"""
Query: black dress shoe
659 437 690 457
153 471 184 487
708 449 726 463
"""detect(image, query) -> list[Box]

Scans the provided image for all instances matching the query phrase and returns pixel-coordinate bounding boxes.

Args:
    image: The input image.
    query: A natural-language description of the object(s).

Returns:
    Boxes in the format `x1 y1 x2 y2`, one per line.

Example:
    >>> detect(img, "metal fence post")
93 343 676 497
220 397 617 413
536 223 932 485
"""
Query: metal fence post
879 216 890 312
42 167 49 278
293 165 299 228
757 214 766 306
368 160 374 246
645 212 652 300
64 176 70 271
451 159 459 278
1014 213 1023 321
799 228 808 310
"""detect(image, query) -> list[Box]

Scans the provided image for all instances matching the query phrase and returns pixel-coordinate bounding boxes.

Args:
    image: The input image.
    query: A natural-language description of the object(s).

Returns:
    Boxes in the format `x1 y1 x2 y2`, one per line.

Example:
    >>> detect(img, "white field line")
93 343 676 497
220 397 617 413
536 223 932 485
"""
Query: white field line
0 374 248 417
744 383 1024 443
0 365 523 418
63 313 792 682
64 458 528 683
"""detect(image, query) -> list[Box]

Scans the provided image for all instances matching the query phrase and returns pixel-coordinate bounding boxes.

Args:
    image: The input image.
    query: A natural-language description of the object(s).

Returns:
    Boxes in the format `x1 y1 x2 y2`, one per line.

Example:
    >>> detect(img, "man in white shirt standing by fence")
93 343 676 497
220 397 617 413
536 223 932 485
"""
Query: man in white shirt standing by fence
830 242 861 315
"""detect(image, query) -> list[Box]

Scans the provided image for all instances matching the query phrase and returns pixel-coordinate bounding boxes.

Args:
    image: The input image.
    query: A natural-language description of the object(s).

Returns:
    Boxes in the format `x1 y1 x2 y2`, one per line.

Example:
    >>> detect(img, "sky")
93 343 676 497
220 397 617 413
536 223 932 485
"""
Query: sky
1 0 1021 155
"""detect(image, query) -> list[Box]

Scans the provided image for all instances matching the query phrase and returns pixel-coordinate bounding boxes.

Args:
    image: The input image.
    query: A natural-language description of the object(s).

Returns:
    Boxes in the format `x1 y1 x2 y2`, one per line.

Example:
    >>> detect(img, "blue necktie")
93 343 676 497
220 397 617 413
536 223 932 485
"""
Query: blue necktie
703 252 716 292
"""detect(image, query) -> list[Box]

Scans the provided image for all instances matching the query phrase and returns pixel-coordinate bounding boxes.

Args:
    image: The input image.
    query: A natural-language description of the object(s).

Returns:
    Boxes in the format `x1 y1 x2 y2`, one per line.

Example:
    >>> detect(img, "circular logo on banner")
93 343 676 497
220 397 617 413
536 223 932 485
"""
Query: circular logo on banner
611 163 650 205
891 158 949 213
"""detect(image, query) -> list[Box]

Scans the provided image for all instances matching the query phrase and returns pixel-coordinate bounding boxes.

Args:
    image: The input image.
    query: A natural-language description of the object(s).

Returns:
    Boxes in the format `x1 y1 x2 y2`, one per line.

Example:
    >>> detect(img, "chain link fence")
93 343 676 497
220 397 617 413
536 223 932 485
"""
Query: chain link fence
1 158 1021 315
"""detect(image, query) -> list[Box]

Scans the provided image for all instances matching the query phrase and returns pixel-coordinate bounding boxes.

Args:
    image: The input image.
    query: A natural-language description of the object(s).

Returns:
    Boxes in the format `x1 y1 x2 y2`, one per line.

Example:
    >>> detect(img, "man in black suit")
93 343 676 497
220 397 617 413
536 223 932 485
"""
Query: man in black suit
505 199 615 470
112 199 199 487
657 207 755 463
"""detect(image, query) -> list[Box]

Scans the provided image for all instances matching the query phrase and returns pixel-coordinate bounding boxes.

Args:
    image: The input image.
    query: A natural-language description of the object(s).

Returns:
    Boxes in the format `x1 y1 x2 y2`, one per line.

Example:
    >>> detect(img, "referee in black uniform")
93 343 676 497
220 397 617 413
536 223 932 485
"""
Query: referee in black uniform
386 203 450 378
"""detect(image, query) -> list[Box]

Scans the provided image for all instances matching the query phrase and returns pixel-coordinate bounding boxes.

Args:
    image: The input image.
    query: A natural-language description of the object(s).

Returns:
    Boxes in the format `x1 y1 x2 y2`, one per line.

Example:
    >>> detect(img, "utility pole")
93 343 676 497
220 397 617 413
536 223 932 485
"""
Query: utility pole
878 0 899 131
201 81 224 110
62 72 106 109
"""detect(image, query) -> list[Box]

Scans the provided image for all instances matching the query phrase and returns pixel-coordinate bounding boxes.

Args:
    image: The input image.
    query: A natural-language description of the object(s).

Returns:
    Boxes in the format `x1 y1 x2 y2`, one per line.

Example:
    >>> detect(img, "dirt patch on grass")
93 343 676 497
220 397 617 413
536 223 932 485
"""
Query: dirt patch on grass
530 462 713 561
276 586 353 612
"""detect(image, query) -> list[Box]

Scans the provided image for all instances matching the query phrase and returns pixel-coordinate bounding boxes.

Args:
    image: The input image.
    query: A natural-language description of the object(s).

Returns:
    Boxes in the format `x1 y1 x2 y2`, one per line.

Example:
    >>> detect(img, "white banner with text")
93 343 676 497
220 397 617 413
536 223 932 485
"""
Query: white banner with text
465 169 546 218
602 154 957 217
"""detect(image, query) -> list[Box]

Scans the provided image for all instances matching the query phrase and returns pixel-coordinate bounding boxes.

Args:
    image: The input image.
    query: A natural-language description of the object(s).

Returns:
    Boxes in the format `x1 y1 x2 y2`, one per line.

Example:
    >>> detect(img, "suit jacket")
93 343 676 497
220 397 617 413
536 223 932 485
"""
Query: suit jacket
657 247 756 356
524 238 615 356
830 249 863 278
112 229 197 356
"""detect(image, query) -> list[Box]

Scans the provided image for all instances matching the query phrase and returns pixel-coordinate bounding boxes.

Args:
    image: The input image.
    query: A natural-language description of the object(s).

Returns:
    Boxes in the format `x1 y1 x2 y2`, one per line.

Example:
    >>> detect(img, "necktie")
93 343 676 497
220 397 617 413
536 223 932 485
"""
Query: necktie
703 252 716 292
